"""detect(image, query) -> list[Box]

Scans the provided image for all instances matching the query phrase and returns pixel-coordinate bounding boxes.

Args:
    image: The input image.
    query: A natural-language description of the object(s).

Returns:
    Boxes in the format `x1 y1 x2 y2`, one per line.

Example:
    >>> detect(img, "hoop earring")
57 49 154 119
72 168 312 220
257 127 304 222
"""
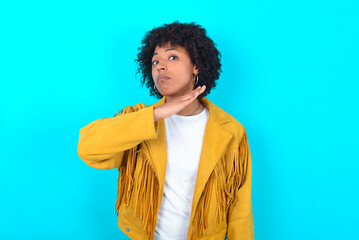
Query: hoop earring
154 84 159 93
194 74 199 85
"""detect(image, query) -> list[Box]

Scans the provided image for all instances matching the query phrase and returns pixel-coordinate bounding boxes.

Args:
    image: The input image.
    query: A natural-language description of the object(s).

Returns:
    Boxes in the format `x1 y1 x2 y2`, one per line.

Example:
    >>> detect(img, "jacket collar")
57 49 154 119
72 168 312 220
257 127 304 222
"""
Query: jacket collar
148 95 233 213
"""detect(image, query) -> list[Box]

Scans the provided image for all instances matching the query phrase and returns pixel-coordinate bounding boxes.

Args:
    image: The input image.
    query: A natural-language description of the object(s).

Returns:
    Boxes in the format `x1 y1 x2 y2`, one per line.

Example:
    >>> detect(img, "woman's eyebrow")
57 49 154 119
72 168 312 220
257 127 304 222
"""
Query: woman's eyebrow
153 48 182 57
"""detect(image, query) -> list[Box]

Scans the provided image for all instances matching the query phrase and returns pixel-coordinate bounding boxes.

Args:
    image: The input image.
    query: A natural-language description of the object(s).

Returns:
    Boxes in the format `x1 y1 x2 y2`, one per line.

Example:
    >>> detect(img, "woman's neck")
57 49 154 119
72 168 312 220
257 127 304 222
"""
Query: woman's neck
167 97 204 116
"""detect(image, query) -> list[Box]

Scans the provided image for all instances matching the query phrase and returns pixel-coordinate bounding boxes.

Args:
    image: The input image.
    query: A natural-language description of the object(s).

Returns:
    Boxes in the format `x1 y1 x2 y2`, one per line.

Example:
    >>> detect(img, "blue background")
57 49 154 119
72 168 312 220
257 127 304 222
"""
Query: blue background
1 0 358 239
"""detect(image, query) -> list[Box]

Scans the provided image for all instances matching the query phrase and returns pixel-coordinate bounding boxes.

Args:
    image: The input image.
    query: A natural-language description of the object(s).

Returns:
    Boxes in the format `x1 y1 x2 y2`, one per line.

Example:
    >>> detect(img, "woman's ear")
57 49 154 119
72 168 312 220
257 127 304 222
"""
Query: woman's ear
193 65 199 75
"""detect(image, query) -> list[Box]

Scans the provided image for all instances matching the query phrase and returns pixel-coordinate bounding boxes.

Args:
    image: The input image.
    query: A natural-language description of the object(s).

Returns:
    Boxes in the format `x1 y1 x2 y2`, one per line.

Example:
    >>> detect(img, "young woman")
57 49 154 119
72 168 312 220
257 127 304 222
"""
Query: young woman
77 21 254 240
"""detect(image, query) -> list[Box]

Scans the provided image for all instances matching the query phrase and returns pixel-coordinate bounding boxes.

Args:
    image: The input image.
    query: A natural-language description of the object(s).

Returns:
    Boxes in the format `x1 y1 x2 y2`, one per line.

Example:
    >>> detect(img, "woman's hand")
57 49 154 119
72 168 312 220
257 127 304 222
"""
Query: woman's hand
153 85 206 121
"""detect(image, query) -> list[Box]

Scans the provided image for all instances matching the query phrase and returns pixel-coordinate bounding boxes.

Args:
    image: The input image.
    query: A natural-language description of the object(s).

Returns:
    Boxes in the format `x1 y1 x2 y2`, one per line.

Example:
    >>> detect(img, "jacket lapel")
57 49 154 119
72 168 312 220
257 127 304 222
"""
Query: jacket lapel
190 97 233 213
146 96 233 212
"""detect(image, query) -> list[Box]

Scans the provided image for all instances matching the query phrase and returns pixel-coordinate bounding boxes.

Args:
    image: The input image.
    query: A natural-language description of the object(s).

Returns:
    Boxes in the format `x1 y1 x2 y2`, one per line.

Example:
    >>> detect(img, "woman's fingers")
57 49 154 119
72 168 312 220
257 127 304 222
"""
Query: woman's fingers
183 85 206 100
154 85 207 121
181 89 202 104
189 85 206 100
199 85 206 93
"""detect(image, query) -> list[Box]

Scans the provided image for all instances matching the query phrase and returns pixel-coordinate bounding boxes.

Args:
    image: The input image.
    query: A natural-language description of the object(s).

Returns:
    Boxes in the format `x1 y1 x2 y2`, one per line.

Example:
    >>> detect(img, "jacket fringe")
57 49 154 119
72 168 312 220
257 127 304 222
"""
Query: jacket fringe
114 104 160 240
189 132 248 240
112 104 249 240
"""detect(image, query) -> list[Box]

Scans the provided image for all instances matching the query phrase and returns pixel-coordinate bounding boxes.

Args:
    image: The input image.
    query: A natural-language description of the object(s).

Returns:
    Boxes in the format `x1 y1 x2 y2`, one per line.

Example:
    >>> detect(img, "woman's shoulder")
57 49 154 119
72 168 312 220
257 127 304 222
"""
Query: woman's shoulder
113 102 149 117
217 106 247 135
113 97 166 117
203 98 247 143
220 112 248 148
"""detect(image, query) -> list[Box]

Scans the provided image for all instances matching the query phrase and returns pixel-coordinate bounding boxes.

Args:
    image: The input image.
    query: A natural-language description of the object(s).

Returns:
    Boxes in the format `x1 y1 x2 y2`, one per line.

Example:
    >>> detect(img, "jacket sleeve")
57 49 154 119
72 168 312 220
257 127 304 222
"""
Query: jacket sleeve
227 133 254 239
77 104 158 169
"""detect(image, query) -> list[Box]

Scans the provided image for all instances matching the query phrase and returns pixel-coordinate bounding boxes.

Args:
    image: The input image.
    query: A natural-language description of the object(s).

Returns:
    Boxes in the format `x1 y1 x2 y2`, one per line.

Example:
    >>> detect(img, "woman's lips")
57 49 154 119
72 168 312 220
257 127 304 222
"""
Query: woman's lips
158 77 170 82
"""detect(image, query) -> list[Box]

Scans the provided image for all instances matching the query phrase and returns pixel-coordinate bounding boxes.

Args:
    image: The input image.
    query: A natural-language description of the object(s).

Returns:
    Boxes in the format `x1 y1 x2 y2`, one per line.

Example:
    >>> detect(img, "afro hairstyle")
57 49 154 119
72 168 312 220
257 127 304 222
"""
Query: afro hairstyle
134 20 222 99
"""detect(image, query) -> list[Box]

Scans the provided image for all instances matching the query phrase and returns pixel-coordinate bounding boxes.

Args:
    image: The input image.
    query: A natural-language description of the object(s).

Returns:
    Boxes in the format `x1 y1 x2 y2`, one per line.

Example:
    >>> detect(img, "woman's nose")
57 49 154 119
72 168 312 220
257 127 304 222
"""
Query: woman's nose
156 62 166 71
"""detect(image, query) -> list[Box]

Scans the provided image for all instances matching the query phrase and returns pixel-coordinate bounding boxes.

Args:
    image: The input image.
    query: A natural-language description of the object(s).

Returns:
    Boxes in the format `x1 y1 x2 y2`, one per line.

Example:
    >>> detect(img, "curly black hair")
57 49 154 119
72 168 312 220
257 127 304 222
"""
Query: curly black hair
135 20 222 99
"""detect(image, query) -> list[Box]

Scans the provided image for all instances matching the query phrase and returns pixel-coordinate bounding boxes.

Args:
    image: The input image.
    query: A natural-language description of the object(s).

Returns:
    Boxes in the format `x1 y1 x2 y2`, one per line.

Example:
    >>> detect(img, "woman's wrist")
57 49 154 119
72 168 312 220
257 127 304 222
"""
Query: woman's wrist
153 107 162 122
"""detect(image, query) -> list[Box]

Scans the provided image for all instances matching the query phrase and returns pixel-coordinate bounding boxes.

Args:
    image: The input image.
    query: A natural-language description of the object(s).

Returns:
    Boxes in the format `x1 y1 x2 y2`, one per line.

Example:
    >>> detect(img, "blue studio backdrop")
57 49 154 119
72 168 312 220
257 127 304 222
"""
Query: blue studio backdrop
0 0 358 239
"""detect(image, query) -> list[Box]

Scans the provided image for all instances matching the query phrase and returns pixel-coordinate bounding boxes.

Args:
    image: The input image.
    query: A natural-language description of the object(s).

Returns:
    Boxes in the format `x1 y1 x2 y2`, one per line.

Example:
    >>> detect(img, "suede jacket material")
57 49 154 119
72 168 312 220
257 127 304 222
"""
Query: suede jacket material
77 96 254 240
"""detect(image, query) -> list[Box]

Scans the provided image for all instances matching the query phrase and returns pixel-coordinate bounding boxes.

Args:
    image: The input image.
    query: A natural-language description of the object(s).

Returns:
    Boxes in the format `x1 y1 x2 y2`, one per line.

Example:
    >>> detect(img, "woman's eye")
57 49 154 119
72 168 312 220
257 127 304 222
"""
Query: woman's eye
152 56 177 66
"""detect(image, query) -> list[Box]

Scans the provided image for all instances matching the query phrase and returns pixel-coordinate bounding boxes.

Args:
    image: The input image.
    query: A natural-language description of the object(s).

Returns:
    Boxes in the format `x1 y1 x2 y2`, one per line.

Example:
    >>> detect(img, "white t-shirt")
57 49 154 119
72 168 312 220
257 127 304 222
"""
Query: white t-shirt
154 105 209 240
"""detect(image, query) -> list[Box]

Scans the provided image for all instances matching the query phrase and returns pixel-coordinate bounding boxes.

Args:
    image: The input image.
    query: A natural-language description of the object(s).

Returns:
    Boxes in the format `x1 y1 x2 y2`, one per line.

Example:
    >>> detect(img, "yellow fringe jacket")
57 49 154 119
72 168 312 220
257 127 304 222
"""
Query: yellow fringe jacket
77 96 254 240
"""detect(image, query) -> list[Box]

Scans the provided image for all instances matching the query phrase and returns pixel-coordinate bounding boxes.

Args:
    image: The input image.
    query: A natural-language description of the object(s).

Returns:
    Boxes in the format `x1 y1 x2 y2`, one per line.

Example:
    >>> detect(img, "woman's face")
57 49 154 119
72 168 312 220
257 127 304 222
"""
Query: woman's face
152 41 198 98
